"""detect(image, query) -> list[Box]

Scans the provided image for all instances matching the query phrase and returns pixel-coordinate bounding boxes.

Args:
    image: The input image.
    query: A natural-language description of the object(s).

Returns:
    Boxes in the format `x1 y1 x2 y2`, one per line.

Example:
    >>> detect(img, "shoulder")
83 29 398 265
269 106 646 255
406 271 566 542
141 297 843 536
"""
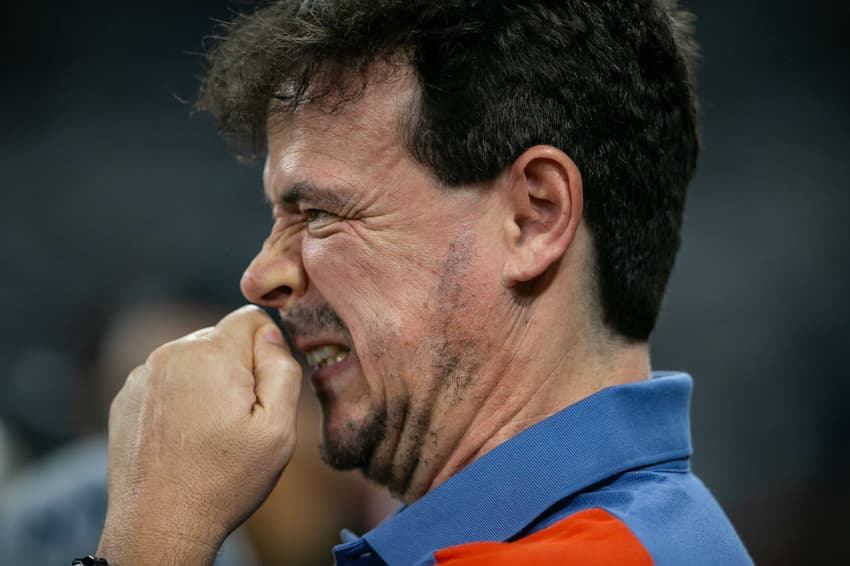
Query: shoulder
433 507 651 565
555 466 753 565
431 465 753 566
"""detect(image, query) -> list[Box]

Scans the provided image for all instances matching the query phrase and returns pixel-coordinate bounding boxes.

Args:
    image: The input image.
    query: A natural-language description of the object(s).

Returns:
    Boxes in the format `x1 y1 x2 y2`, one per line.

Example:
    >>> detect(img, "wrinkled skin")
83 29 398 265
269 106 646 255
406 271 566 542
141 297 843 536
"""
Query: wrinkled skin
241 71 510 499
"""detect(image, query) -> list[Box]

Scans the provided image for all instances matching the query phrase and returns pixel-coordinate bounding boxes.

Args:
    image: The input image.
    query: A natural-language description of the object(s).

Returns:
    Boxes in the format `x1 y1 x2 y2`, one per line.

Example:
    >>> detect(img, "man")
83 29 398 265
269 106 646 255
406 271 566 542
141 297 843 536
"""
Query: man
90 1 753 564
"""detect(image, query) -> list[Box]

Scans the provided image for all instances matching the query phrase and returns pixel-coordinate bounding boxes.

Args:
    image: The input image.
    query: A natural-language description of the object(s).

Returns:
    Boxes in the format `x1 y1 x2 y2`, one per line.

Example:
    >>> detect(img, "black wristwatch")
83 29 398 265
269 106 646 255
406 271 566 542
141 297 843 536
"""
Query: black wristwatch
70 556 109 566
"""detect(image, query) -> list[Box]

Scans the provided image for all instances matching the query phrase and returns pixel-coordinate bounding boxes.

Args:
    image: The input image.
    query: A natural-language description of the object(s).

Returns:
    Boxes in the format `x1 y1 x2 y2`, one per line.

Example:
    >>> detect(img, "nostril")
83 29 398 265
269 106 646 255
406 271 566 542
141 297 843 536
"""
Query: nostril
261 285 292 303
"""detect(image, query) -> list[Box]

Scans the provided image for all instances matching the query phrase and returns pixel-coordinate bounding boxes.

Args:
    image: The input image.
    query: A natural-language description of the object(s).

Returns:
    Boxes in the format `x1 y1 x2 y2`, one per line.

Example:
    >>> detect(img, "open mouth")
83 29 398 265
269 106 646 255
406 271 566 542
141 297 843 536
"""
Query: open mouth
304 344 351 370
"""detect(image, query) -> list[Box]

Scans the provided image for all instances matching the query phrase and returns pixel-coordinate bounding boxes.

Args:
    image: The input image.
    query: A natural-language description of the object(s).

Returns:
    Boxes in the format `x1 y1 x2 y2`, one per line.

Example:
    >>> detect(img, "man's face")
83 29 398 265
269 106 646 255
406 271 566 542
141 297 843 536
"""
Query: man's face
241 72 507 497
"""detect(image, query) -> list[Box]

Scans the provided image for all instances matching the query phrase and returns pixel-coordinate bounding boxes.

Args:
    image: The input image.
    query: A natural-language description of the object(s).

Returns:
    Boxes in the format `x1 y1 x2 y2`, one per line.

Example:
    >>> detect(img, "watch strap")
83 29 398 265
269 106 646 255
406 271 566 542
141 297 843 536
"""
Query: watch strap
70 555 109 566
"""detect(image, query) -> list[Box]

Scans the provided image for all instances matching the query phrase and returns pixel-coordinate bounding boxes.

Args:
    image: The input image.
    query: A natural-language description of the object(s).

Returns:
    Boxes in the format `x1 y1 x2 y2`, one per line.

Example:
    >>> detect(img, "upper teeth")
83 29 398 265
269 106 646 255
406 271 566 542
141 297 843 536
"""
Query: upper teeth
306 345 350 369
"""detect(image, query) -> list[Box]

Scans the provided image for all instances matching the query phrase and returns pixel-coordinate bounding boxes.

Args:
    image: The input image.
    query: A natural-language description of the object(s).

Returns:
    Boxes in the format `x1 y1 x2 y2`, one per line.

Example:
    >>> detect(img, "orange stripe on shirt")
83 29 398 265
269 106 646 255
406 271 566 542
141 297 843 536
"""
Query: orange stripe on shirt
433 508 653 565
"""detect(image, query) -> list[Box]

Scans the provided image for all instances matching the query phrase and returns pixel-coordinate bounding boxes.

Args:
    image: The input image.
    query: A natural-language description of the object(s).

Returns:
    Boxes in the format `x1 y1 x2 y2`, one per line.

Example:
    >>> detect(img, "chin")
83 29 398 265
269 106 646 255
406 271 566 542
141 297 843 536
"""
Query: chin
318 403 388 472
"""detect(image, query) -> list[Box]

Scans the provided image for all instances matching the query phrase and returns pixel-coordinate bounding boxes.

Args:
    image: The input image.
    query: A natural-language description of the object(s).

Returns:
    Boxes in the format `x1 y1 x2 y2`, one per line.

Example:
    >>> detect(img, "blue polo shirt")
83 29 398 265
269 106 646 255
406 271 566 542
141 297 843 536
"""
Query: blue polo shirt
333 372 752 566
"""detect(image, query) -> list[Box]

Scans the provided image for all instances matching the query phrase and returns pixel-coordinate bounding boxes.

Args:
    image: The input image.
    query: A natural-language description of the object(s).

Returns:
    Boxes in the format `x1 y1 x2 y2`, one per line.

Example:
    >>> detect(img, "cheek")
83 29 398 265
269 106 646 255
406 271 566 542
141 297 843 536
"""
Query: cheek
304 235 438 322
303 236 444 376
302 236 387 312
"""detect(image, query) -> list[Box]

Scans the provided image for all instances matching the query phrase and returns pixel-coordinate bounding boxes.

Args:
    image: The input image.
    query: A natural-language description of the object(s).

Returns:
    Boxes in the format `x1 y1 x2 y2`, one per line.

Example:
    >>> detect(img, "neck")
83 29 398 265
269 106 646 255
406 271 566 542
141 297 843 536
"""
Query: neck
399 307 651 504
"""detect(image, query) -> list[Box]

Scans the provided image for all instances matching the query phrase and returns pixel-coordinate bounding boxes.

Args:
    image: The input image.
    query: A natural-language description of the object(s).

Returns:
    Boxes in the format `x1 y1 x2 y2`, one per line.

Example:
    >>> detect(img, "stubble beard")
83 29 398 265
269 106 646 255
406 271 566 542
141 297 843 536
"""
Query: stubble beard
318 396 388 472
281 304 392 471
302 231 486 499
316 372 425 497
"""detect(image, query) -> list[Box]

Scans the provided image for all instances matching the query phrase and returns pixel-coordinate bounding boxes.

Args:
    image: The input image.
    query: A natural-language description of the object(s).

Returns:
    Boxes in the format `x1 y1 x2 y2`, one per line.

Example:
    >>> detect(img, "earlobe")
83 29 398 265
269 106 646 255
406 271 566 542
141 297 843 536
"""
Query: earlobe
500 146 583 288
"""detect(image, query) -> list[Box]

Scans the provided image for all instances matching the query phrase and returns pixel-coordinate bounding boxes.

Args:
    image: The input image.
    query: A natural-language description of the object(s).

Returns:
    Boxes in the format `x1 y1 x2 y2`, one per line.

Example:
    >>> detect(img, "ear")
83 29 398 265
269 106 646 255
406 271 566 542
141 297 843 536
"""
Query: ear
500 145 583 287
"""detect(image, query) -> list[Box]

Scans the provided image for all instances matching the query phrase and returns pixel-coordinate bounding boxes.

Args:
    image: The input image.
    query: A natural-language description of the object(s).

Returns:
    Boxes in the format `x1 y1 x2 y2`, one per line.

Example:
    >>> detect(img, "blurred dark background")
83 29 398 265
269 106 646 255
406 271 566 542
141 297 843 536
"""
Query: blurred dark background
1 1 848 564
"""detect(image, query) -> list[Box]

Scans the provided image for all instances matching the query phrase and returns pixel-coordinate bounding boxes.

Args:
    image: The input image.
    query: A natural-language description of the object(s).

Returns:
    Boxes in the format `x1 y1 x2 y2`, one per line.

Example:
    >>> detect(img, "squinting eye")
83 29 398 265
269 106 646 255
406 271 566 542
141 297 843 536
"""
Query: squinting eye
304 209 334 222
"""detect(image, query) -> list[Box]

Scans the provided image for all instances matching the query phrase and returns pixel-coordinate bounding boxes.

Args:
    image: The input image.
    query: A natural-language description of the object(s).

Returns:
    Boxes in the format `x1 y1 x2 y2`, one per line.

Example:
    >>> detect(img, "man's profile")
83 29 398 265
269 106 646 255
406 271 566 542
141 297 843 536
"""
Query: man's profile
89 1 753 565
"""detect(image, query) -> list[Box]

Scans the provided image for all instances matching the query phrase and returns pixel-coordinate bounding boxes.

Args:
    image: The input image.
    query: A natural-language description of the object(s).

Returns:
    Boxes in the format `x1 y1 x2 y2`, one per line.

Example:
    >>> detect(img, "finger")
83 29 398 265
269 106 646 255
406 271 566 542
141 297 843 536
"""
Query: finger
215 305 275 361
252 323 302 427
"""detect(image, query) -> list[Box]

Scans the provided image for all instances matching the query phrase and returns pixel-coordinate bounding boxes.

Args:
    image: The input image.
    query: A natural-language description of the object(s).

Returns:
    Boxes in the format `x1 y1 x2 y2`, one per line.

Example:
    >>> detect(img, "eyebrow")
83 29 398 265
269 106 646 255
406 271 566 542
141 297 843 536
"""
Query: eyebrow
271 181 351 210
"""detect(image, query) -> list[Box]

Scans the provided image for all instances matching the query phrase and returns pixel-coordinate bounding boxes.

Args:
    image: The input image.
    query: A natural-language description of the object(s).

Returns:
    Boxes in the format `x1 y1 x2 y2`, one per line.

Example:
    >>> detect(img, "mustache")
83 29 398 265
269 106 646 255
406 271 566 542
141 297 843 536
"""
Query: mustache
279 303 351 342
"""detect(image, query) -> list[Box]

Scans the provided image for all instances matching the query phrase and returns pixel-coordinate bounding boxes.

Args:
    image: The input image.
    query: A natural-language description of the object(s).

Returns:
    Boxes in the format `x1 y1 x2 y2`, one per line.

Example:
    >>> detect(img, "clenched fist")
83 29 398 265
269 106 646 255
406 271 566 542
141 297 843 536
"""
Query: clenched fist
97 305 302 566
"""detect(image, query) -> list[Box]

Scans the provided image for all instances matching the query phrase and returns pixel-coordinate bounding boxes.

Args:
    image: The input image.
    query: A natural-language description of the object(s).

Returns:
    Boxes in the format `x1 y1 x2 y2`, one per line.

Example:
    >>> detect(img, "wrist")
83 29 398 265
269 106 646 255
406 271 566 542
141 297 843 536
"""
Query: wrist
98 511 223 566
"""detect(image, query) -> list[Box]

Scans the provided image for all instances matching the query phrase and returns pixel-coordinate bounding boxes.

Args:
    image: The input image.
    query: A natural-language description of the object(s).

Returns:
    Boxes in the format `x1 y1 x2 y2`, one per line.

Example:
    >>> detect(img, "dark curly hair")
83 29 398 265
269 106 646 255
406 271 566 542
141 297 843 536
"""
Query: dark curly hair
197 0 699 341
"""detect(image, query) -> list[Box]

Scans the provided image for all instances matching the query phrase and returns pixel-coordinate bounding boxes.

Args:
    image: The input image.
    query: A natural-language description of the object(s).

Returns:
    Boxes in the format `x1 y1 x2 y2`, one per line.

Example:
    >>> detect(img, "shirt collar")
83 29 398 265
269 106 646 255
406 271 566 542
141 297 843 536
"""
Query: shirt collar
338 372 693 566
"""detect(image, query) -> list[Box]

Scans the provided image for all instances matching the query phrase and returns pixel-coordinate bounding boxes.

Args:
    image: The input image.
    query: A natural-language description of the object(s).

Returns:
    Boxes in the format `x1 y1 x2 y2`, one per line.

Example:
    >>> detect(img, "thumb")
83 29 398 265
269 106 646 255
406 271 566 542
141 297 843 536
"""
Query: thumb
252 323 302 426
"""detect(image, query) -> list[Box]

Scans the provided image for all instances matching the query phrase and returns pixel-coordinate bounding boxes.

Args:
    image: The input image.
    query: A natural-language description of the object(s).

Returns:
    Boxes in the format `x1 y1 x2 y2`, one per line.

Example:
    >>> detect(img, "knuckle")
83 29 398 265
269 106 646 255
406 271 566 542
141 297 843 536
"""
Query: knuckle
182 327 220 353
126 363 149 384
237 304 265 317
186 326 216 341
109 364 147 416
117 363 148 396
219 304 271 329
146 327 218 366
108 389 122 417
145 341 174 367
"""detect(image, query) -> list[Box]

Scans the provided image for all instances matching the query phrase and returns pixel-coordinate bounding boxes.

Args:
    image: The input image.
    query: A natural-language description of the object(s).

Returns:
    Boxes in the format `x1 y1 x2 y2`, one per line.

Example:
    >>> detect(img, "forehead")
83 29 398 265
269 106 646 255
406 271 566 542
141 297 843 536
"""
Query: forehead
263 69 419 199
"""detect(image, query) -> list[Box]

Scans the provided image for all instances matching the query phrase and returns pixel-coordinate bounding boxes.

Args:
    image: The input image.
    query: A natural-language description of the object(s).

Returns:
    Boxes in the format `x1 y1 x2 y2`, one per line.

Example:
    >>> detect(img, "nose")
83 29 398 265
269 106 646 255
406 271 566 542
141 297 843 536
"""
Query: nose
240 230 307 310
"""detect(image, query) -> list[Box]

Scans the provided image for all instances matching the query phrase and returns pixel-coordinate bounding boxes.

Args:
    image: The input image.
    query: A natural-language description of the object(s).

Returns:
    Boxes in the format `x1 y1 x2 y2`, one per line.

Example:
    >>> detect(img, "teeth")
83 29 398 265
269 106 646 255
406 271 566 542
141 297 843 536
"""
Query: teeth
305 345 350 369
